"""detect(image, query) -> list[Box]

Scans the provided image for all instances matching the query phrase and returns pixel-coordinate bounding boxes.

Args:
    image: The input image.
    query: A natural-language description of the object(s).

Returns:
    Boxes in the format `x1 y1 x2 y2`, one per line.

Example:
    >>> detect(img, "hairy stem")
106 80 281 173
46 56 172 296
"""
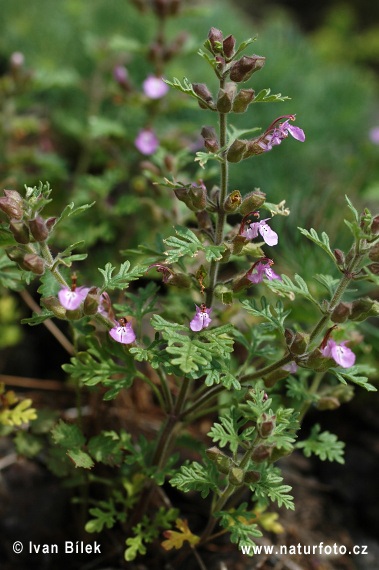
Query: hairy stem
205 79 228 307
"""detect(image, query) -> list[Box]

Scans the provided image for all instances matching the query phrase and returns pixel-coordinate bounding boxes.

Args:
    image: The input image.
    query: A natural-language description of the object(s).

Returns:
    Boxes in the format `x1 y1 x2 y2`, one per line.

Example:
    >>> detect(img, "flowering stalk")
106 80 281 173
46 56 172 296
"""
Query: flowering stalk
205 76 228 307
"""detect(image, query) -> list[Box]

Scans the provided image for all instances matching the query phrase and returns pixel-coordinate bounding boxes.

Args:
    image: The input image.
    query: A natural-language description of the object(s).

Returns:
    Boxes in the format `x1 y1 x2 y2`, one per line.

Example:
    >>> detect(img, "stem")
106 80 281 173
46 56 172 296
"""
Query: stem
181 353 292 421
298 371 325 423
199 444 254 544
205 79 228 308
309 243 364 343
156 367 173 412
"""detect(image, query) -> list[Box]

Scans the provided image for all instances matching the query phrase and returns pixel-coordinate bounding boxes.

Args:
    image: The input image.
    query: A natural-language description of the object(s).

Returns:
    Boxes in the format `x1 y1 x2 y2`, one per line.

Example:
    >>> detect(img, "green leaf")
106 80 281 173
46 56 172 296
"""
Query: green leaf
164 76 214 109
0 227 17 247
345 195 359 222
313 274 340 296
297 227 335 261
296 424 345 464
85 503 117 533
55 201 95 227
14 431 43 458
330 365 377 392
88 431 123 466
51 419 86 449
163 226 202 263
0 399 37 426
252 466 294 510
98 261 147 292
170 461 220 498
21 309 55 326
208 407 247 453
215 503 262 550
265 273 320 307
194 150 223 169
234 36 257 58
253 88 290 103
241 297 290 334
67 448 94 469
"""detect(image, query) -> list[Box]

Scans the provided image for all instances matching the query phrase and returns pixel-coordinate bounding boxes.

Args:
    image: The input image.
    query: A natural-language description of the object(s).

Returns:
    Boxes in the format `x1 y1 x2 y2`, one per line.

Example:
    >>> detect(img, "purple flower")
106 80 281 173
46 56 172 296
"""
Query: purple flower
10 52 25 68
247 260 282 284
58 286 89 311
135 128 159 155
242 218 278 246
109 319 136 344
113 65 128 85
143 75 169 99
282 362 298 373
257 115 305 152
321 339 355 369
190 304 212 332
369 126 379 145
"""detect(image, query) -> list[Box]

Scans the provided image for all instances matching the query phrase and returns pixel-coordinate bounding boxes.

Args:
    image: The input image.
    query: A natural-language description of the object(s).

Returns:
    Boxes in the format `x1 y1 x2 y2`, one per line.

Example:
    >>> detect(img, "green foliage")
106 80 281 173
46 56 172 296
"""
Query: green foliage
241 296 290 334
297 227 336 262
208 407 251 453
252 466 294 510
170 460 221 499
265 272 320 308
330 365 377 392
253 88 290 103
124 508 178 561
215 503 262 551
98 261 148 293
163 226 226 264
296 424 345 464
161 518 200 550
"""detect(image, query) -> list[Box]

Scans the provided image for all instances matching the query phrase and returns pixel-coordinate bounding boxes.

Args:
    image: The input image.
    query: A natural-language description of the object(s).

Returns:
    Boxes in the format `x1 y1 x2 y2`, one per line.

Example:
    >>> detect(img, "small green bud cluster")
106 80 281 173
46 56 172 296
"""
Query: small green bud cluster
206 447 261 487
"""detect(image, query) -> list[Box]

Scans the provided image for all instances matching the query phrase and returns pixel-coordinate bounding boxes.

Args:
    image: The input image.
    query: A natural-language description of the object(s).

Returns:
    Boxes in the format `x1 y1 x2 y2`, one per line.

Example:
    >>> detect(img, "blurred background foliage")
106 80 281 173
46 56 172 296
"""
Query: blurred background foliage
0 0 378 368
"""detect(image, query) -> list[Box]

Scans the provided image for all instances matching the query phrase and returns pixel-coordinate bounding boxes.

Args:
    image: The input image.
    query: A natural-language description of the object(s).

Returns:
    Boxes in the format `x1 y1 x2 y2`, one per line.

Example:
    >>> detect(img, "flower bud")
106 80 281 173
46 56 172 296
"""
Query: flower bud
289 331 310 355
229 55 266 83
243 140 265 159
369 243 379 262
232 273 251 293
316 397 340 411
4 190 23 208
226 139 247 163
6 246 25 264
208 27 223 53
334 249 345 267
205 446 223 461
42 296 67 319
350 297 379 322
305 348 335 372
244 470 261 484
201 125 218 140
231 234 248 255
367 263 379 274
259 415 276 438
9 219 30 244
331 302 352 323
328 383 354 404
152 0 169 17
192 83 214 109
29 216 49 241
23 254 44 275
66 308 82 320
46 217 57 231
168 0 181 16
223 34 236 58
205 447 232 475
216 88 233 113
371 215 379 234
188 181 207 210
0 197 23 220
83 287 100 315
224 190 241 212
169 272 192 288
204 138 220 153
232 88 256 113
173 187 198 211
251 443 271 463
228 467 245 486
239 190 266 214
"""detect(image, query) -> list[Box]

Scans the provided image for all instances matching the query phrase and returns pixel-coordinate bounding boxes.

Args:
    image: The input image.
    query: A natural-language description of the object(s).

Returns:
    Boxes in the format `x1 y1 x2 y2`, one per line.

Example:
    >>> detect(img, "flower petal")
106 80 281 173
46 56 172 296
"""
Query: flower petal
109 323 136 344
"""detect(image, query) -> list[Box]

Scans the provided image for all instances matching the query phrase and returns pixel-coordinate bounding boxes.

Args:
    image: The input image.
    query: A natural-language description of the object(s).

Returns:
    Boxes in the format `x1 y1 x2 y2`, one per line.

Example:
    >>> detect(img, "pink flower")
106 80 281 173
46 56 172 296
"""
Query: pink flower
135 128 159 155
247 260 282 284
109 319 136 344
242 218 278 246
190 304 212 332
257 115 305 151
143 75 169 99
113 65 128 85
321 339 355 369
369 126 379 145
58 286 89 311
282 362 298 373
